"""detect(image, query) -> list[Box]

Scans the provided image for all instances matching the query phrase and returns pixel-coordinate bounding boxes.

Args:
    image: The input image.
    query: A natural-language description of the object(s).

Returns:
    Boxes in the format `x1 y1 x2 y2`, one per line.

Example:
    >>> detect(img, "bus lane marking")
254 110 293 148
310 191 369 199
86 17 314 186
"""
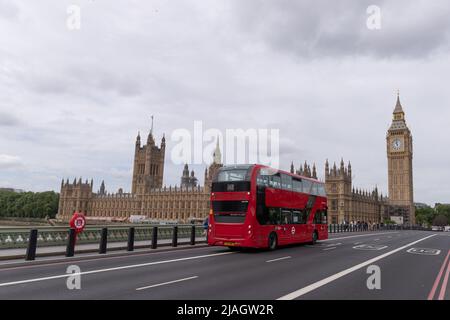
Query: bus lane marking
277 234 436 300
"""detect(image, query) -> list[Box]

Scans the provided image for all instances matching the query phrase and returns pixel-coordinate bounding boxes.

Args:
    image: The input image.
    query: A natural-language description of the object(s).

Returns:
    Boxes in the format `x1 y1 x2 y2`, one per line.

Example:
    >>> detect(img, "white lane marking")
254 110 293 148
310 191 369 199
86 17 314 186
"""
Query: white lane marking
322 232 398 242
353 244 387 251
0 244 213 272
266 256 291 263
0 252 234 288
136 276 198 291
277 234 437 300
354 242 362 245
407 248 441 255
325 243 342 247
323 247 336 251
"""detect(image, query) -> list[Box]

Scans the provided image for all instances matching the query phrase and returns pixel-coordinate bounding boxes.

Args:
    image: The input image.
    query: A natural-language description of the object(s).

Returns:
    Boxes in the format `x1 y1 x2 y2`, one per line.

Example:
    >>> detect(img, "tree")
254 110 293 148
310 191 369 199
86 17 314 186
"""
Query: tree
415 206 436 227
0 190 59 219
432 215 448 227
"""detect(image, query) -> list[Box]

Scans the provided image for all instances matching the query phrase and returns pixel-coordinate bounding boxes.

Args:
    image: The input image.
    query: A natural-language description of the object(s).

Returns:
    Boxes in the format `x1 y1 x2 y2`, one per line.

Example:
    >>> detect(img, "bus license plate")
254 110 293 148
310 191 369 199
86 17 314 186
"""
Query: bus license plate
224 242 235 246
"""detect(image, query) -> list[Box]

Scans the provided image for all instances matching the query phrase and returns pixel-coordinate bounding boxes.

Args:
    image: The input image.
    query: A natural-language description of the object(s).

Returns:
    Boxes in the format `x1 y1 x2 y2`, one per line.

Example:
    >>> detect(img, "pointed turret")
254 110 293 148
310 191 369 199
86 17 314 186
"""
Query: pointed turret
147 116 155 145
290 162 294 174
136 131 141 147
161 133 166 148
213 136 222 164
99 180 106 195
312 163 317 179
393 91 404 114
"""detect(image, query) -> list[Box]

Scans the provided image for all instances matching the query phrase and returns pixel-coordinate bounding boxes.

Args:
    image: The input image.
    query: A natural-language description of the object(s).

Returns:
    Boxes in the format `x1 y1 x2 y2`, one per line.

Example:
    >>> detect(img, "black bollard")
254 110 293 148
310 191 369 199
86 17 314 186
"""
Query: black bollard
151 226 158 249
26 229 38 261
127 227 135 251
99 228 108 254
172 226 178 247
190 225 196 245
66 228 76 257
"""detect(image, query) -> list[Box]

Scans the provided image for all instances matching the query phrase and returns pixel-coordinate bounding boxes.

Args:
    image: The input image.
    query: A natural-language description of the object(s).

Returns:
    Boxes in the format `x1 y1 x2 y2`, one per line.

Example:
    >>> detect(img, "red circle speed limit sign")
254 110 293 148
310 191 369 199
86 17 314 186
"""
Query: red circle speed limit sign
70 212 86 234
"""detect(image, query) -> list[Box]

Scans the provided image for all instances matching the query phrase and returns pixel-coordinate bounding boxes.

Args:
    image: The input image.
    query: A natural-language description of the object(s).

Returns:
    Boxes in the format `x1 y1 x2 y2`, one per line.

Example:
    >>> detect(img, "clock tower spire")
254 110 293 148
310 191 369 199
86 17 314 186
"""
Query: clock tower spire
386 92 415 224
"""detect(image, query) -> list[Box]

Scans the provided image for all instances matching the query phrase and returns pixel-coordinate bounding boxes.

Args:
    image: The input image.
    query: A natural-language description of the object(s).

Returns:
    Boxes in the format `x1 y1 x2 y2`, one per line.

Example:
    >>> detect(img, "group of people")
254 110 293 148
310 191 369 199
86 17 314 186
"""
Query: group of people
341 220 374 231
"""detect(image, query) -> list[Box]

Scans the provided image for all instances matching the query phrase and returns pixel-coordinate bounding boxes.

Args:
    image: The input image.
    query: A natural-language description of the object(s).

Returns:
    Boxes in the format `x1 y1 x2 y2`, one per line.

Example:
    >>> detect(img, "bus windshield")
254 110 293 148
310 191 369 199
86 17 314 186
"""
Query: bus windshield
214 166 253 182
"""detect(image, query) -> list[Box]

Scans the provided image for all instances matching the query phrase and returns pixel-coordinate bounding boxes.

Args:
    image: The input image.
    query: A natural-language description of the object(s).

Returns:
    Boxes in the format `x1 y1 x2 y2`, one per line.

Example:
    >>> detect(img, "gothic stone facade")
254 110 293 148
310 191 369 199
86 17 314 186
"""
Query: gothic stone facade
58 94 414 224
323 94 415 225
324 159 387 224
57 130 222 223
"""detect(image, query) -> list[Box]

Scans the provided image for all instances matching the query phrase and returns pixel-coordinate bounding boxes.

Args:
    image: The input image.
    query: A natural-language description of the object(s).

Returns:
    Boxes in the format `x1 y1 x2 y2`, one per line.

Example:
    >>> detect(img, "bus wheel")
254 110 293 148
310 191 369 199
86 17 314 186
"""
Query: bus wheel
268 233 278 250
310 231 318 245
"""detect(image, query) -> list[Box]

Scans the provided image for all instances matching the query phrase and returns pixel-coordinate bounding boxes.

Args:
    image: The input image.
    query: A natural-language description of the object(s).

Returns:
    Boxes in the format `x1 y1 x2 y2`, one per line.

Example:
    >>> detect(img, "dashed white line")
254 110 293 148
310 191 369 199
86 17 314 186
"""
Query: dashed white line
277 234 437 300
323 247 337 251
266 256 291 263
322 232 398 242
136 276 198 291
0 251 234 288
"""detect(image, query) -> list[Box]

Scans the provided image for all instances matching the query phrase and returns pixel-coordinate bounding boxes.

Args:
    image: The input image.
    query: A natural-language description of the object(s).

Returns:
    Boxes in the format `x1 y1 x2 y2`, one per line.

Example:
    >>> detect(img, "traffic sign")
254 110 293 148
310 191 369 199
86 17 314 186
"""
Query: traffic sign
69 212 86 234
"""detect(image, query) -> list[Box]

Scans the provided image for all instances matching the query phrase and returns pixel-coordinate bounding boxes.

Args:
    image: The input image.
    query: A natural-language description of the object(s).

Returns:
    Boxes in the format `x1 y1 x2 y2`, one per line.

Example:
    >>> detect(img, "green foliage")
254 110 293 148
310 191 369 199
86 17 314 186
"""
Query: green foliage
416 204 450 227
383 218 396 225
432 214 448 227
415 206 435 226
0 190 59 219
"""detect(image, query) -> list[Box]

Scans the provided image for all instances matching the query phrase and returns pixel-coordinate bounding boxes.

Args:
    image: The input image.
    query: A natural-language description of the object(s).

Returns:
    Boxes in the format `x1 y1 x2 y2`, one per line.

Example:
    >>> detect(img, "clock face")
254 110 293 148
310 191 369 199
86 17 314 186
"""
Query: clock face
392 138 402 151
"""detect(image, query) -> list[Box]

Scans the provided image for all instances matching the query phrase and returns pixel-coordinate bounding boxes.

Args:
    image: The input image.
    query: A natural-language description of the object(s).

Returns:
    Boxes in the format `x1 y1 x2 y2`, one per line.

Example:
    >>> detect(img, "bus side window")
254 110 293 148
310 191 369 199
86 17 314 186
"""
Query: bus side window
292 211 301 224
268 207 281 225
257 174 269 187
281 174 292 191
270 175 281 189
293 179 303 193
318 185 326 197
303 180 312 193
322 209 328 224
281 210 292 224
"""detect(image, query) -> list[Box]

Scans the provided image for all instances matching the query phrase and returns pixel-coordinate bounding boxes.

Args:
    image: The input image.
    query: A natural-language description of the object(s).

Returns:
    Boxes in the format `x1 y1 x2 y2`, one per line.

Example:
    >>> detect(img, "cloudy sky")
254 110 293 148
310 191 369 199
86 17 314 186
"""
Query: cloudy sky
1 0 449 205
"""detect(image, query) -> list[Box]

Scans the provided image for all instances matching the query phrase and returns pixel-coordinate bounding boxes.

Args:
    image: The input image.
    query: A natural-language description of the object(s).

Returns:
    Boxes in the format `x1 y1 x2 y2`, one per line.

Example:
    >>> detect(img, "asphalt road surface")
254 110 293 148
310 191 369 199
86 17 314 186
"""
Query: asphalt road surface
0 230 448 300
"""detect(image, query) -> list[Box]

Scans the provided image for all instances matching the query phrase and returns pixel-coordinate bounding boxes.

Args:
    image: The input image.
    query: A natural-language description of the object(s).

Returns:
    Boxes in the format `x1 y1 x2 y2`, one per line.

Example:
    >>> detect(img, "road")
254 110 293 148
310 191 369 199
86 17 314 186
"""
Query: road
0 230 448 300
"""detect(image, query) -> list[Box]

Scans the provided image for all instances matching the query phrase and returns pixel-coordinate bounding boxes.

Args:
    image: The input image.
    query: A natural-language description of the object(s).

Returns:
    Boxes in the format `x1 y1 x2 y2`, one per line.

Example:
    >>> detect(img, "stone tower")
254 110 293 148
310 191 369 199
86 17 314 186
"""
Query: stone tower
58 178 93 217
131 119 166 194
324 159 353 223
181 164 198 189
204 137 223 191
386 93 415 224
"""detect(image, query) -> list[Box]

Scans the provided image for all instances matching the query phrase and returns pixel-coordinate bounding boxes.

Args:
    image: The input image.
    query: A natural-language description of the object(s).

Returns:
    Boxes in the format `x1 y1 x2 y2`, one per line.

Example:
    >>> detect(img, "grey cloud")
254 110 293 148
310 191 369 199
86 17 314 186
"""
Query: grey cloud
0 154 23 169
0 111 20 126
0 0 19 20
231 0 450 59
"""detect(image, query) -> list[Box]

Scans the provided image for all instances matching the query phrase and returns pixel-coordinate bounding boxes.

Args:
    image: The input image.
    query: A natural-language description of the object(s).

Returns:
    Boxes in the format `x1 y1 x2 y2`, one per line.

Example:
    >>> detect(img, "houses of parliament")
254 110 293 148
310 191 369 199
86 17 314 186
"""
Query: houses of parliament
57 94 415 225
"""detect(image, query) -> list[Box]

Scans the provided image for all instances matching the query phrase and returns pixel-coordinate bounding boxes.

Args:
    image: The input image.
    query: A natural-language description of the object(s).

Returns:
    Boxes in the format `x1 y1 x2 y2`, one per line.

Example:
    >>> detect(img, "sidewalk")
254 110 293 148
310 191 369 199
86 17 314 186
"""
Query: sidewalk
0 237 207 261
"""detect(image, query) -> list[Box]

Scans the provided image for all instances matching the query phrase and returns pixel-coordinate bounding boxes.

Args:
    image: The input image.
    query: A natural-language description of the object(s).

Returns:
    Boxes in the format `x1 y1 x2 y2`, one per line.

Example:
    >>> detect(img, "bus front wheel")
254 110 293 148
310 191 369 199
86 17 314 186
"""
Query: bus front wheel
268 233 278 250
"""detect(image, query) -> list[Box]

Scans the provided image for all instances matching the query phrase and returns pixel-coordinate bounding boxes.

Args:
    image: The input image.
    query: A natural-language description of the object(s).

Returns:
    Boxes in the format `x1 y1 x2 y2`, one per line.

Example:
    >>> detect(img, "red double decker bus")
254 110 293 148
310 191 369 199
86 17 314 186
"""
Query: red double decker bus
207 164 328 250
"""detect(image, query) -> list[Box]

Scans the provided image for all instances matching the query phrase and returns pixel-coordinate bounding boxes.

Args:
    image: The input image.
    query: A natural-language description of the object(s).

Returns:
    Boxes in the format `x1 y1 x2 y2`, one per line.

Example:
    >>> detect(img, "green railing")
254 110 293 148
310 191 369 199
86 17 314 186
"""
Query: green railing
0 225 204 249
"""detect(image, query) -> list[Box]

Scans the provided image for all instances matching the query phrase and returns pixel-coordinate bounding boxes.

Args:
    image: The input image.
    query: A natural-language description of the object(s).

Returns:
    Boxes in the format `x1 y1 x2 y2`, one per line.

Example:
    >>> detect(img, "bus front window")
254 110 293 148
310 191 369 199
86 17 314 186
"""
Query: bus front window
216 169 248 182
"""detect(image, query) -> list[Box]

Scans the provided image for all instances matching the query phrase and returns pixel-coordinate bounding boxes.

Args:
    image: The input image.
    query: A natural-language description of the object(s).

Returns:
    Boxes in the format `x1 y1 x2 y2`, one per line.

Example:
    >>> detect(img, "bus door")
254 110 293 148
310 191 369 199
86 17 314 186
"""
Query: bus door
316 203 328 239
279 210 294 244
291 210 302 242
305 196 316 240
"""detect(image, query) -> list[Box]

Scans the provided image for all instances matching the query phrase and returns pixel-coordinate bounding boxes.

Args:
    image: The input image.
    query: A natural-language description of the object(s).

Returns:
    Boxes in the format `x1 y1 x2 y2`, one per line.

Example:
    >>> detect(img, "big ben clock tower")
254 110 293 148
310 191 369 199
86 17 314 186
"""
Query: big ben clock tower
386 93 415 224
